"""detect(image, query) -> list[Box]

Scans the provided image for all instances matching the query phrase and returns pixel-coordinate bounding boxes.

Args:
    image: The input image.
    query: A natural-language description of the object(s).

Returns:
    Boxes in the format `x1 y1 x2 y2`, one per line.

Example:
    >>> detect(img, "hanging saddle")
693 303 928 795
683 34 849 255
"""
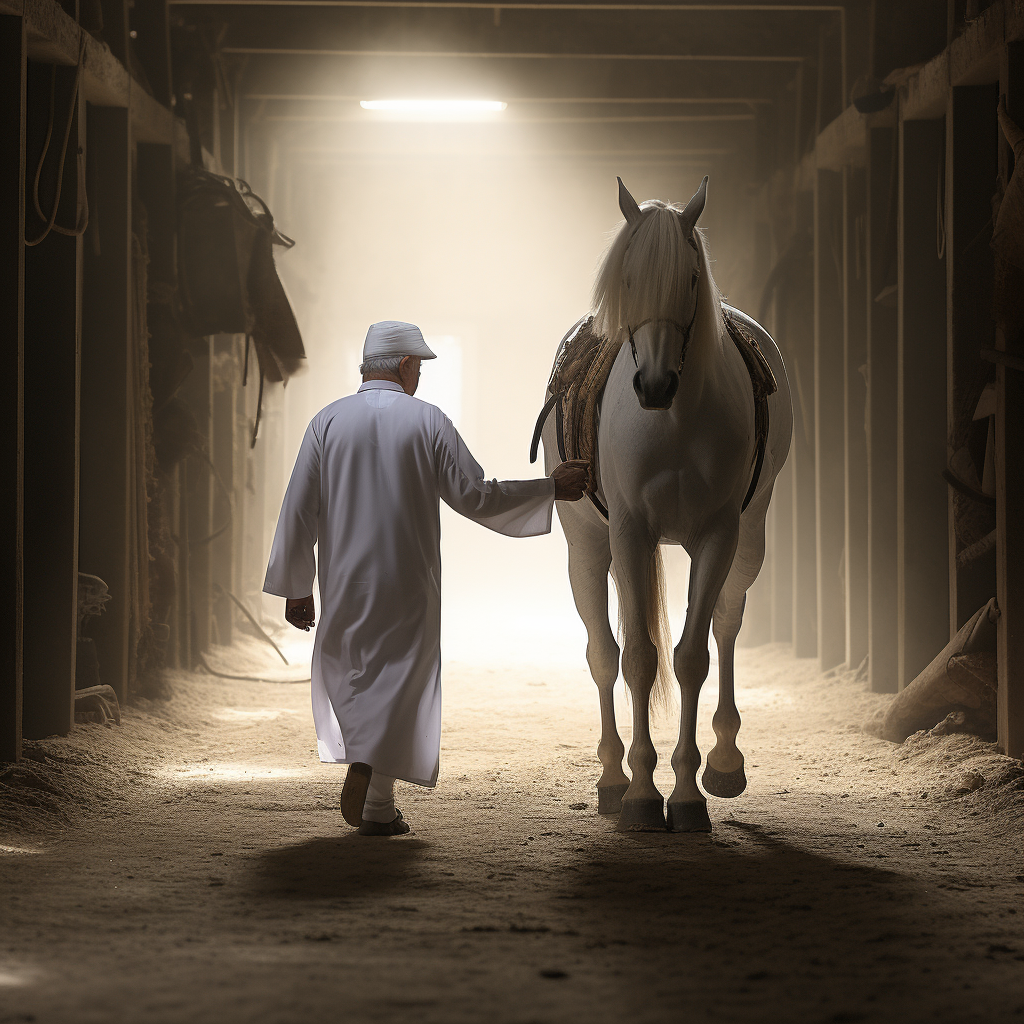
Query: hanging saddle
177 170 305 445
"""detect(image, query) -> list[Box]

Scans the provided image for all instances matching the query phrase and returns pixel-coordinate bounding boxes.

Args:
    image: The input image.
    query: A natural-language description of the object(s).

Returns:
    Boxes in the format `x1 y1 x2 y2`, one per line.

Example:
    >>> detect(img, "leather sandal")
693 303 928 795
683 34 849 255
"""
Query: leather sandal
358 810 411 836
340 762 372 827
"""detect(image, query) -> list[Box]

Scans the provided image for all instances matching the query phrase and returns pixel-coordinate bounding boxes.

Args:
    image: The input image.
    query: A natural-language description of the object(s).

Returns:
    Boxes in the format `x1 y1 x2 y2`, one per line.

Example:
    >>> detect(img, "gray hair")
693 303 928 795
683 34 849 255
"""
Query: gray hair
359 354 405 376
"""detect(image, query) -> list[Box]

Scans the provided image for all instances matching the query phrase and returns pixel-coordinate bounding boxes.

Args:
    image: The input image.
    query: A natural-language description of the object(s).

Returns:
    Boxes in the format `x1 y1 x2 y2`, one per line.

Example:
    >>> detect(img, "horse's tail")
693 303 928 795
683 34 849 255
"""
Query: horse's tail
648 547 676 716
614 546 676 718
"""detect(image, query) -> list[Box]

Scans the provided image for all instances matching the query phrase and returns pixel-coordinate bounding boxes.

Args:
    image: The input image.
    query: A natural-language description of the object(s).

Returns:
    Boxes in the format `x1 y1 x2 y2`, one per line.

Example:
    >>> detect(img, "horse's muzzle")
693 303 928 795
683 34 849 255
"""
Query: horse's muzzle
633 370 679 410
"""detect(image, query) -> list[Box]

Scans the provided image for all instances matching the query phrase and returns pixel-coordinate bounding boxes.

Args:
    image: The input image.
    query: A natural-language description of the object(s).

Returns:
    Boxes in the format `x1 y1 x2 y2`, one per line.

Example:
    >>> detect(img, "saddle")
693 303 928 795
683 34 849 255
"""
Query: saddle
530 305 778 518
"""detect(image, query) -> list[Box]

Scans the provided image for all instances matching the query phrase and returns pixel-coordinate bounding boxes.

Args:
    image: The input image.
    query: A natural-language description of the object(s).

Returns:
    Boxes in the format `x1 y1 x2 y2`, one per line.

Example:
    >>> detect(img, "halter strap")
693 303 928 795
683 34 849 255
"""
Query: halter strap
626 288 700 374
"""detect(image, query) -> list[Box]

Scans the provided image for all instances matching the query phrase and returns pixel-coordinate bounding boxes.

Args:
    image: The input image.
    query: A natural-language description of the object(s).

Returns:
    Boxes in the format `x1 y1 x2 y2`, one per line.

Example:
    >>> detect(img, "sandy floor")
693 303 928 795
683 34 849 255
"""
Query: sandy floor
2 636 1024 1024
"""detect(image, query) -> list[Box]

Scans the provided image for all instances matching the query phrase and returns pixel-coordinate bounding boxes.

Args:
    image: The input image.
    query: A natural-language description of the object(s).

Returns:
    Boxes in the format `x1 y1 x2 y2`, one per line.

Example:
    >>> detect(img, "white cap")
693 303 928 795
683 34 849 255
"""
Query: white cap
361 321 437 362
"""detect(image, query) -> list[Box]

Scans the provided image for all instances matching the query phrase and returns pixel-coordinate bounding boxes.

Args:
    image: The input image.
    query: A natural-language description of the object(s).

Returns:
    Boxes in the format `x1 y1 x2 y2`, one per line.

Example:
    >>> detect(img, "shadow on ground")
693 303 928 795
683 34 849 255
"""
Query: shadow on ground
251 835 431 898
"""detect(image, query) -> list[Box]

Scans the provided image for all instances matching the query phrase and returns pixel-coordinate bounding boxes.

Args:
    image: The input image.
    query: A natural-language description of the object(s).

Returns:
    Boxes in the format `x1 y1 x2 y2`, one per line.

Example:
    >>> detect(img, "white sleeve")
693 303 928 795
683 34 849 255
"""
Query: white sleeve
263 421 320 598
435 414 555 537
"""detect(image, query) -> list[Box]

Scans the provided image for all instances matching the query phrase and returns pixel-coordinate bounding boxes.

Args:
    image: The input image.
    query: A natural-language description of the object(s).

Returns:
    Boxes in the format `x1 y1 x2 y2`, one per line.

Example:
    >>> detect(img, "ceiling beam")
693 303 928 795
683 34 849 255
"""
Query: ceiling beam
223 46 803 58
172 1 842 10
242 93 774 102
261 111 756 121
240 53 802 99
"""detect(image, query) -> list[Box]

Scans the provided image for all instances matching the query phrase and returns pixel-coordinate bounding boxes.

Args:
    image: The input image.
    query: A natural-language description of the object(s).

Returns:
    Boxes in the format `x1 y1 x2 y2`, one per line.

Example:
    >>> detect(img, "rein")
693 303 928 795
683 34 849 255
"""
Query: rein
626 288 700 375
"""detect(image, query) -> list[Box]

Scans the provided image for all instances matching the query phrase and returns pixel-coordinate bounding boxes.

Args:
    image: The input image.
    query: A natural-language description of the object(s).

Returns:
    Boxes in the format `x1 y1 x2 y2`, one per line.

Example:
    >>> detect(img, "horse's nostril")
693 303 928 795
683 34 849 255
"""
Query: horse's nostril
632 371 644 400
664 372 679 404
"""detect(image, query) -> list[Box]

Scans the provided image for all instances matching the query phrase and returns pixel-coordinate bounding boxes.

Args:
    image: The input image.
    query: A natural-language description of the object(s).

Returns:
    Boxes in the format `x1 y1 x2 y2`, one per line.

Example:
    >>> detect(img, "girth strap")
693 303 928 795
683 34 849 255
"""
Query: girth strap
723 308 778 512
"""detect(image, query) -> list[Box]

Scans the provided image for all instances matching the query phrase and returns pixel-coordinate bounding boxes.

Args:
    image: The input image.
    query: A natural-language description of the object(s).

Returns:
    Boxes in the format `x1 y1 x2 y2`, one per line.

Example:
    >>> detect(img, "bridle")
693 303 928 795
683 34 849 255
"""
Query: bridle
627 286 700 375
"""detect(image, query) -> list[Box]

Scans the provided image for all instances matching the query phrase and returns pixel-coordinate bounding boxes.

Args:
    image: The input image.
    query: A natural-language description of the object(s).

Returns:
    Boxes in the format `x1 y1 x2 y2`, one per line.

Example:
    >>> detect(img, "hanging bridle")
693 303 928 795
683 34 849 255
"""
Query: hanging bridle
627 286 701 376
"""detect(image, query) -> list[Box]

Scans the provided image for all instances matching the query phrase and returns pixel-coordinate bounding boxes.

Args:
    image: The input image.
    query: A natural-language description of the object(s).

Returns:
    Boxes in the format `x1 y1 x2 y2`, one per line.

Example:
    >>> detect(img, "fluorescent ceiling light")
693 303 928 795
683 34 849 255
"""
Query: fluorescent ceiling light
360 99 507 113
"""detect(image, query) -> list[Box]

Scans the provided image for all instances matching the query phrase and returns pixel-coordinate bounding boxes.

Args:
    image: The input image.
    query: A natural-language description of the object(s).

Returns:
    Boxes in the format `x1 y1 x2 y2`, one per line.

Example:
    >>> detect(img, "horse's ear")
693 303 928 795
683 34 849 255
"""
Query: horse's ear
617 176 642 225
680 175 709 237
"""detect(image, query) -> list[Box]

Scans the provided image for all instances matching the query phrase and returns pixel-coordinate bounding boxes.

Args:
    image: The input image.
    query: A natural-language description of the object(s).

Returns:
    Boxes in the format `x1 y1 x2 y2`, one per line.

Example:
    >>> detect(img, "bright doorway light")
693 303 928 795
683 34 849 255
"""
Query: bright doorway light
418 336 463 426
360 99 507 114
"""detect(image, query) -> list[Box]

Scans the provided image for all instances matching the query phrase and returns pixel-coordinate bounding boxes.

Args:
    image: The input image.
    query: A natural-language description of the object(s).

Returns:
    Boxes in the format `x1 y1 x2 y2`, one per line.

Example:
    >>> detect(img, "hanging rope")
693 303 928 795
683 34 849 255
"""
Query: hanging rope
26 31 89 246
250 362 264 448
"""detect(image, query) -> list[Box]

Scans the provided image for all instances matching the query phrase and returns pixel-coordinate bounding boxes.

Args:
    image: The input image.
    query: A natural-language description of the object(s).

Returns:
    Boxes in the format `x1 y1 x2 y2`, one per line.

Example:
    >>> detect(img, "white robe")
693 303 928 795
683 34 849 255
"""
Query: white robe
263 380 555 787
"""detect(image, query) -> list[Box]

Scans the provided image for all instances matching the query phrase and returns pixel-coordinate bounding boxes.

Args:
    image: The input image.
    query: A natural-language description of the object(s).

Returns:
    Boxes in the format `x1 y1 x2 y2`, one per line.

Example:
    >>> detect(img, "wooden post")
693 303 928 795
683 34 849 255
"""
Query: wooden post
739 217 775 647
897 115 949 690
844 167 869 670
814 168 846 671
80 104 132 705
997 42 1024 758
231 336 247 610
180 343 213 662
22 63 82 739
211 335 237 644
0 15 26 762
946 84 1000 633
789 192 818 659
130 0 173 107
98 0 130 67
866 125 899 693
770 457 794 643
766 227 793 644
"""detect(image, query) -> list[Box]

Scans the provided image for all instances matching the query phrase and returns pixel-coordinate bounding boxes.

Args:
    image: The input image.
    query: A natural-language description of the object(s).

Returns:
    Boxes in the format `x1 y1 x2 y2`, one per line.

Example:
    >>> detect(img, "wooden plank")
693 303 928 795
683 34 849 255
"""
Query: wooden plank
843 165 869 669
814 167 846 671
865 126 899 693
897 115 950 690
80 103 132 704
0 14 26 763
996 39 1024 758
22 61 81 739
946 83 1000 634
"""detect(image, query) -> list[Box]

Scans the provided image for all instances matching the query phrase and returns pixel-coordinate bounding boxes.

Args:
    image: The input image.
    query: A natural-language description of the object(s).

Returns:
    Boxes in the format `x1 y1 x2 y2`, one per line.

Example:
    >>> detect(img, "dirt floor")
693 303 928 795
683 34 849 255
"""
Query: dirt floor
2 635 1024 1024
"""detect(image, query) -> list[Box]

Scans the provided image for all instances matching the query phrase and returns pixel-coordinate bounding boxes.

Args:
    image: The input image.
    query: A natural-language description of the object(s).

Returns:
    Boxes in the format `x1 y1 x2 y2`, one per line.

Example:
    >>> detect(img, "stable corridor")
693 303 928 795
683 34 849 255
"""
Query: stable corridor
2 640 1023 1024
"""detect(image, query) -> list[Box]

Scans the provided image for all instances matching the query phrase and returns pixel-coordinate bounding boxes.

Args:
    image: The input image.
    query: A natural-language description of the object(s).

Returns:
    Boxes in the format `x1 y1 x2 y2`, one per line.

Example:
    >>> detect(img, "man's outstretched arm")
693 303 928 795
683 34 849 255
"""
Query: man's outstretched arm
436 414 589 536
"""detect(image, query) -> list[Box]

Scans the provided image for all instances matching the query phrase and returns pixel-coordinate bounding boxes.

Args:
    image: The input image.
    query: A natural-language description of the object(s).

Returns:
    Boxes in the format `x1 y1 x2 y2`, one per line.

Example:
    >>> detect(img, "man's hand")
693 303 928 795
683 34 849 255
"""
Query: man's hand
552 459 592 501
285 595 316 631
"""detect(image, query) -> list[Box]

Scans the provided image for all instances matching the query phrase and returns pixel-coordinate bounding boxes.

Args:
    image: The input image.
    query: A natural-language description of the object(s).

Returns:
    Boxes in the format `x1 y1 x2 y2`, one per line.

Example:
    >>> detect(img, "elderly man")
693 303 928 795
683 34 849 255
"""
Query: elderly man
264 321 588 836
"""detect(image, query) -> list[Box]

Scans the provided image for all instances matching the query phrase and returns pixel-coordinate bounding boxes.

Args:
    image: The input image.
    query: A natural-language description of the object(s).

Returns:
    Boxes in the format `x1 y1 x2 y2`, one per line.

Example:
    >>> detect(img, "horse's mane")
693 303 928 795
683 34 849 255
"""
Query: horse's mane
591 200 724 387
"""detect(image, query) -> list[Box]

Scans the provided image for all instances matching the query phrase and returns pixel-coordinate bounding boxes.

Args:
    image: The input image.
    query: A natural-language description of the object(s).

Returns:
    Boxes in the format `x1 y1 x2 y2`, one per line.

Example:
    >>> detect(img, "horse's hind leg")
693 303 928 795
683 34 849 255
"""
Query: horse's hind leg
565 517 628 814
703 587 748 798
610 522 665 831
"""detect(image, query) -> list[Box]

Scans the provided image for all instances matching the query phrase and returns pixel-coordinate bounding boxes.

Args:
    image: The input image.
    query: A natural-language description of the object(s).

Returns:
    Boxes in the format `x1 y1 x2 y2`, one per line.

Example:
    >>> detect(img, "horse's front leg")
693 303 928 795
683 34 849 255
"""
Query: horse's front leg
565 525 628 813
668 520 738 833
609 522 665 832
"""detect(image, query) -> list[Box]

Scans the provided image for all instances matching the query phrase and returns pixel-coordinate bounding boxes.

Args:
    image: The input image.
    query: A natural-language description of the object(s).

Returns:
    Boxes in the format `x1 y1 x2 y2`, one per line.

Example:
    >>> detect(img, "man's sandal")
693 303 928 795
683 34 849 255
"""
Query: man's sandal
340 762 373 826
358 809 411 836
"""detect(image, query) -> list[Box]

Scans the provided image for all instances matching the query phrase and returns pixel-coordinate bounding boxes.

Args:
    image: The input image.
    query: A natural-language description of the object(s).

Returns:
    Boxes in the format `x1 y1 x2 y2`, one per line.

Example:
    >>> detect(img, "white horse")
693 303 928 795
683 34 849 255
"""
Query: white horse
540 177 793 832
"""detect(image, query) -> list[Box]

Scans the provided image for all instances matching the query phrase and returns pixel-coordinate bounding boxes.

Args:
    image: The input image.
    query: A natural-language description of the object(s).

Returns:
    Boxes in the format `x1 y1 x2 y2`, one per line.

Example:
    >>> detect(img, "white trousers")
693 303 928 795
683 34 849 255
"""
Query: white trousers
362 771 396 823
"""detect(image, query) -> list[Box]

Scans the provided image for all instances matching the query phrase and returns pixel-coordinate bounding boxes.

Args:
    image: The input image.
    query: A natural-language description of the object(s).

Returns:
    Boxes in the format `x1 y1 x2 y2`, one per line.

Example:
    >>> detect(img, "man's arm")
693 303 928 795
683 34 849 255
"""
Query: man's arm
264 422 321 618
435 414 589 537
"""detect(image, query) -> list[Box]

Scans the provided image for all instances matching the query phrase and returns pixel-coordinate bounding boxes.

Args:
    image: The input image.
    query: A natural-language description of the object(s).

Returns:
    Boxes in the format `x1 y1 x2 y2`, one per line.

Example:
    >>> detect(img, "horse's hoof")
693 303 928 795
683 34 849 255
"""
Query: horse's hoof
702 763 748 798
597 783 629 815
615 798 666 832
666 800 712 833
